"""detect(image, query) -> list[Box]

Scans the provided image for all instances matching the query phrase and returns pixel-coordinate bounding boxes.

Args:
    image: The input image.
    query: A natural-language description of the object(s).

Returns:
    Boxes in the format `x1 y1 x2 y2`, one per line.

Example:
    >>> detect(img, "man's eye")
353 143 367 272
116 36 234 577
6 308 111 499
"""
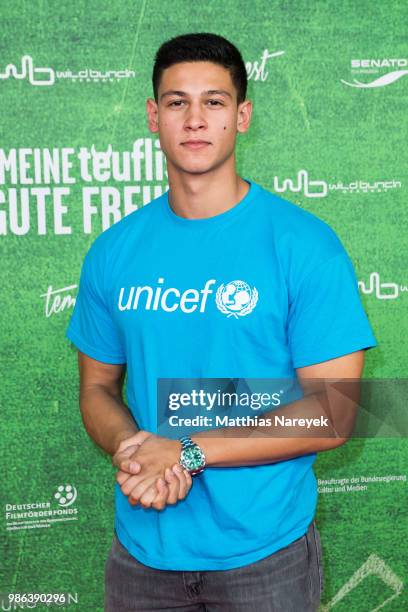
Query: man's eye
169 100 185 107
207 100 223 106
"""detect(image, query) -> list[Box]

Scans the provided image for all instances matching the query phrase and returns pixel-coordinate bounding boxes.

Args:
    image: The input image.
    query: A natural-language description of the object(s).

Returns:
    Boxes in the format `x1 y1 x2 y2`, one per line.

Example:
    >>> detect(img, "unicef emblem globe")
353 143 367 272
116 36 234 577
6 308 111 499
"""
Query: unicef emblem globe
216 280 258 318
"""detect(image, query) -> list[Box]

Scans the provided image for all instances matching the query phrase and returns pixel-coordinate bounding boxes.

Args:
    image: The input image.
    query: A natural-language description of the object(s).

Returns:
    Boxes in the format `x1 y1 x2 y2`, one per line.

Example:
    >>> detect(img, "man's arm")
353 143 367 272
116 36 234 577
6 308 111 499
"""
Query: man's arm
118 351 365 506
77 350 192 509
77 351 140 456
186 350 365 467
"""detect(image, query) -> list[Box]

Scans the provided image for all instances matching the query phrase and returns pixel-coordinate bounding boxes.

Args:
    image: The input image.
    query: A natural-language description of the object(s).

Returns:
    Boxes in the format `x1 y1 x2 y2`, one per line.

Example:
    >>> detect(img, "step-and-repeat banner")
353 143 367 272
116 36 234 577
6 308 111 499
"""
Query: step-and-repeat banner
1 1 407 610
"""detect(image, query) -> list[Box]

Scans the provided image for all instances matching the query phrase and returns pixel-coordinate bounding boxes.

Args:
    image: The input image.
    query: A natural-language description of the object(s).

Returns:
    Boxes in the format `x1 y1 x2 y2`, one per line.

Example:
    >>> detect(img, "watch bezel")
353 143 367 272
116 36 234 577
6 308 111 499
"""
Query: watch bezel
179 437 206 475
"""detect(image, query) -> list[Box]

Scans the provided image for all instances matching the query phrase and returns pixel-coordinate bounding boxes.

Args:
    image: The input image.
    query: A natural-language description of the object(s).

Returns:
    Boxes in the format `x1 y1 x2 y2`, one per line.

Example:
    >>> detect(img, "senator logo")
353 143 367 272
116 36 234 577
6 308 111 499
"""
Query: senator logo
118 278 258 317
341 58 408 88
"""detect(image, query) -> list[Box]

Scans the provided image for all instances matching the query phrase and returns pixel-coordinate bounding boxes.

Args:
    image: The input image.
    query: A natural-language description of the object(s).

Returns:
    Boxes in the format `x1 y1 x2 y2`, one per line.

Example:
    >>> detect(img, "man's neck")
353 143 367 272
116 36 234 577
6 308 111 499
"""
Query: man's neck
166 164 250 220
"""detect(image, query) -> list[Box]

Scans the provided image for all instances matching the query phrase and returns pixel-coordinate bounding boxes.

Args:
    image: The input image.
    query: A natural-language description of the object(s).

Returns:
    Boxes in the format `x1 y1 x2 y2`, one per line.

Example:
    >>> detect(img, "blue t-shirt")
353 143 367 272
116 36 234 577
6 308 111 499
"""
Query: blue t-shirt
66 179 377 570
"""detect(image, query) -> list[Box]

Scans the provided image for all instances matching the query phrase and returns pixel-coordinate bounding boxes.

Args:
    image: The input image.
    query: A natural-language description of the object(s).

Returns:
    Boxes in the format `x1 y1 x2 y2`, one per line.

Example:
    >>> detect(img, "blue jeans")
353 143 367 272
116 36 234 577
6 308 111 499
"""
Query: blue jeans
104 520 324 611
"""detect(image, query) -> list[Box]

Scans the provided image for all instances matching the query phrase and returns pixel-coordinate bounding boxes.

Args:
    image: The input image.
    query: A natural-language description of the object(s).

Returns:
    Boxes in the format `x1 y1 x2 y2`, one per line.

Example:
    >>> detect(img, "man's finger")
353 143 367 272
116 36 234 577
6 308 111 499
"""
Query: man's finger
116 469 135 485
115 431 153 454
121 473 148 497
184 470 193 496
139 483 161 508
112 444 141 470
173 465 187 499
161 467 180 505
120 460 141 474
172 464 192 499
151 478 170 511
128 476 158 505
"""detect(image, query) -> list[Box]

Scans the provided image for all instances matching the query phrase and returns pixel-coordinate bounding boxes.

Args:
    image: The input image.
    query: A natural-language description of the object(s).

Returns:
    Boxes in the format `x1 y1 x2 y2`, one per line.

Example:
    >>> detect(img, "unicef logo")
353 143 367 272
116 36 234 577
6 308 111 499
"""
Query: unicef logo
216 280 258 318
54 484 77 507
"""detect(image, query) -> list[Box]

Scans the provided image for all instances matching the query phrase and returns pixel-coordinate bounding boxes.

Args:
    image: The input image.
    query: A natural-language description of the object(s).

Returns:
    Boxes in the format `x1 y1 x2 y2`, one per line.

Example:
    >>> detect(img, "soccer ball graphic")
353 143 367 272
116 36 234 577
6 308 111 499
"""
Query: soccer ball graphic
54 484 77 507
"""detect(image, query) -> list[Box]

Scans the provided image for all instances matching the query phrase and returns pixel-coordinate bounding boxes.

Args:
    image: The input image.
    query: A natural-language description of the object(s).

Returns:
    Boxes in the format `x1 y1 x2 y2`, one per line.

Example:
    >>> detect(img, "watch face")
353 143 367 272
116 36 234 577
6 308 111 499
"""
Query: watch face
181 446 205 471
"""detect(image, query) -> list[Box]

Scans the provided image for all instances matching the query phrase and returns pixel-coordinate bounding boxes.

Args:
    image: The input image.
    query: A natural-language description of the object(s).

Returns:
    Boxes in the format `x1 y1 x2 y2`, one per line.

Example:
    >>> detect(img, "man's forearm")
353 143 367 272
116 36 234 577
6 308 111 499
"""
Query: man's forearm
192 430 342 468
191 386 357 467
79 385 139 456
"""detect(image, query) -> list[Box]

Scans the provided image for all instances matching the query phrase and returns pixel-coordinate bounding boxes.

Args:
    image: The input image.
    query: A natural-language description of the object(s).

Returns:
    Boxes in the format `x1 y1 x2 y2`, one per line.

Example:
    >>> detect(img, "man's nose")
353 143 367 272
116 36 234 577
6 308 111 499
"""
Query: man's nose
184 102 207 130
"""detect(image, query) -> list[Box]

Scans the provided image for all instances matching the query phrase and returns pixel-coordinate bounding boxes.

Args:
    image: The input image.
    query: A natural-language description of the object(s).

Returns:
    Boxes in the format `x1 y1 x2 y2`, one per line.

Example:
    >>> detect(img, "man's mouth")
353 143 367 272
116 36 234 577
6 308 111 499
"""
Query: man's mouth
180 140 211 150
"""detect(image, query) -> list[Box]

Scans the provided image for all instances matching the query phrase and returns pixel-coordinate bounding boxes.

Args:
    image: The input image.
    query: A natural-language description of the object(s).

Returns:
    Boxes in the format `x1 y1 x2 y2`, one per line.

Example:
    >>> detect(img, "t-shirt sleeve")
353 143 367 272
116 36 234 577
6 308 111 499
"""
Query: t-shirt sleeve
66 243 126 364
287 250 377 368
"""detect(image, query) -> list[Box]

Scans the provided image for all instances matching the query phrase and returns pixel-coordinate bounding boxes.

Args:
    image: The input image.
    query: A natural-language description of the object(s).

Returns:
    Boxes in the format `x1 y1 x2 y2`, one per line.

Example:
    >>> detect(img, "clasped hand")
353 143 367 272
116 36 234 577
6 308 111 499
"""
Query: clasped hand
112 431 193 511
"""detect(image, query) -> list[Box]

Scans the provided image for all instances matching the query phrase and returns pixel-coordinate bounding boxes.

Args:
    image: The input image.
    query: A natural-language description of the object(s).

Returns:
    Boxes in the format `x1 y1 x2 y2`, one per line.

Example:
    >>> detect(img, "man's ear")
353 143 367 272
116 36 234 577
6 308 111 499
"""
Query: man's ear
146 98 159 133
237 99 253 134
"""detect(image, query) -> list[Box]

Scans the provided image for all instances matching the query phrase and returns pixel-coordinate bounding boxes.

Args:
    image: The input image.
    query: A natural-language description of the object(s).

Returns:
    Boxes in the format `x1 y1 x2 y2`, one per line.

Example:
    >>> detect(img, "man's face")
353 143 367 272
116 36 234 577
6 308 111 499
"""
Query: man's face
147 61 252 176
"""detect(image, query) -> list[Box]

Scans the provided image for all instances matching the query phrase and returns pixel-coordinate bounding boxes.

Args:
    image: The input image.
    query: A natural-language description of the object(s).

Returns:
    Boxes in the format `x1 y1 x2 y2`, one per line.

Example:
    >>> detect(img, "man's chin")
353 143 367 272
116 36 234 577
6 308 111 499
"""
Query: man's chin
172 157 228 176
183 167 214 176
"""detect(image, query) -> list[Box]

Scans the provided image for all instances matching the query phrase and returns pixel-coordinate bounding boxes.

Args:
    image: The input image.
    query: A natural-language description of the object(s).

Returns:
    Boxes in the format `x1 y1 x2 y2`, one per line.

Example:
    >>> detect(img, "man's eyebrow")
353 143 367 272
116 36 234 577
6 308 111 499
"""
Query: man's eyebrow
160 90 187 100
205 89 232 98
160 89 232 101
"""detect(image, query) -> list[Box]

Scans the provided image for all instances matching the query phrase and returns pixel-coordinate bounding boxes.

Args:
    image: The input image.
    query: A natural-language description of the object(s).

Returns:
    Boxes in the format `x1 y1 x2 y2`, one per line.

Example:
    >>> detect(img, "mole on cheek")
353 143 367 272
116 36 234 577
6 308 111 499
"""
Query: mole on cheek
223 126 227 130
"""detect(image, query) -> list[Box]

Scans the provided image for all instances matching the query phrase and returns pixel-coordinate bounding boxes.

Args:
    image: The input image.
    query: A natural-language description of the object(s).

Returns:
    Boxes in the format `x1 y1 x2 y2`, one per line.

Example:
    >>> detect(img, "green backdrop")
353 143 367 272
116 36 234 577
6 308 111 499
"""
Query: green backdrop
1 1 407 610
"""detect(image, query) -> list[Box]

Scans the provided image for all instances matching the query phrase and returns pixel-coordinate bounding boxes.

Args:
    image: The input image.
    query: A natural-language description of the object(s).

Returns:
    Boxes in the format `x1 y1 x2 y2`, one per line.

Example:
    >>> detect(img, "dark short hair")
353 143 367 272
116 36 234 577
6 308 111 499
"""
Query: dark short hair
152 32 247 104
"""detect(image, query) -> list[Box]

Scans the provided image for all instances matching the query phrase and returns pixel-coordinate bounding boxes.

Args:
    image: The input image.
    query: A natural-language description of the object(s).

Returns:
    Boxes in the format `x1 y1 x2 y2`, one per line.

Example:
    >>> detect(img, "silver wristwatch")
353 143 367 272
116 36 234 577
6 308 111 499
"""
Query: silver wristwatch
179 435 206 476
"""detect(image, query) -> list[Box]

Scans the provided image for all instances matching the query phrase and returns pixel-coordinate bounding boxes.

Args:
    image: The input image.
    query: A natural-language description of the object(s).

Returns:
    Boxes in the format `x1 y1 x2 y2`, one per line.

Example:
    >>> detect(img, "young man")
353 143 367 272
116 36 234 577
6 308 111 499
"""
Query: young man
66 33 377 611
